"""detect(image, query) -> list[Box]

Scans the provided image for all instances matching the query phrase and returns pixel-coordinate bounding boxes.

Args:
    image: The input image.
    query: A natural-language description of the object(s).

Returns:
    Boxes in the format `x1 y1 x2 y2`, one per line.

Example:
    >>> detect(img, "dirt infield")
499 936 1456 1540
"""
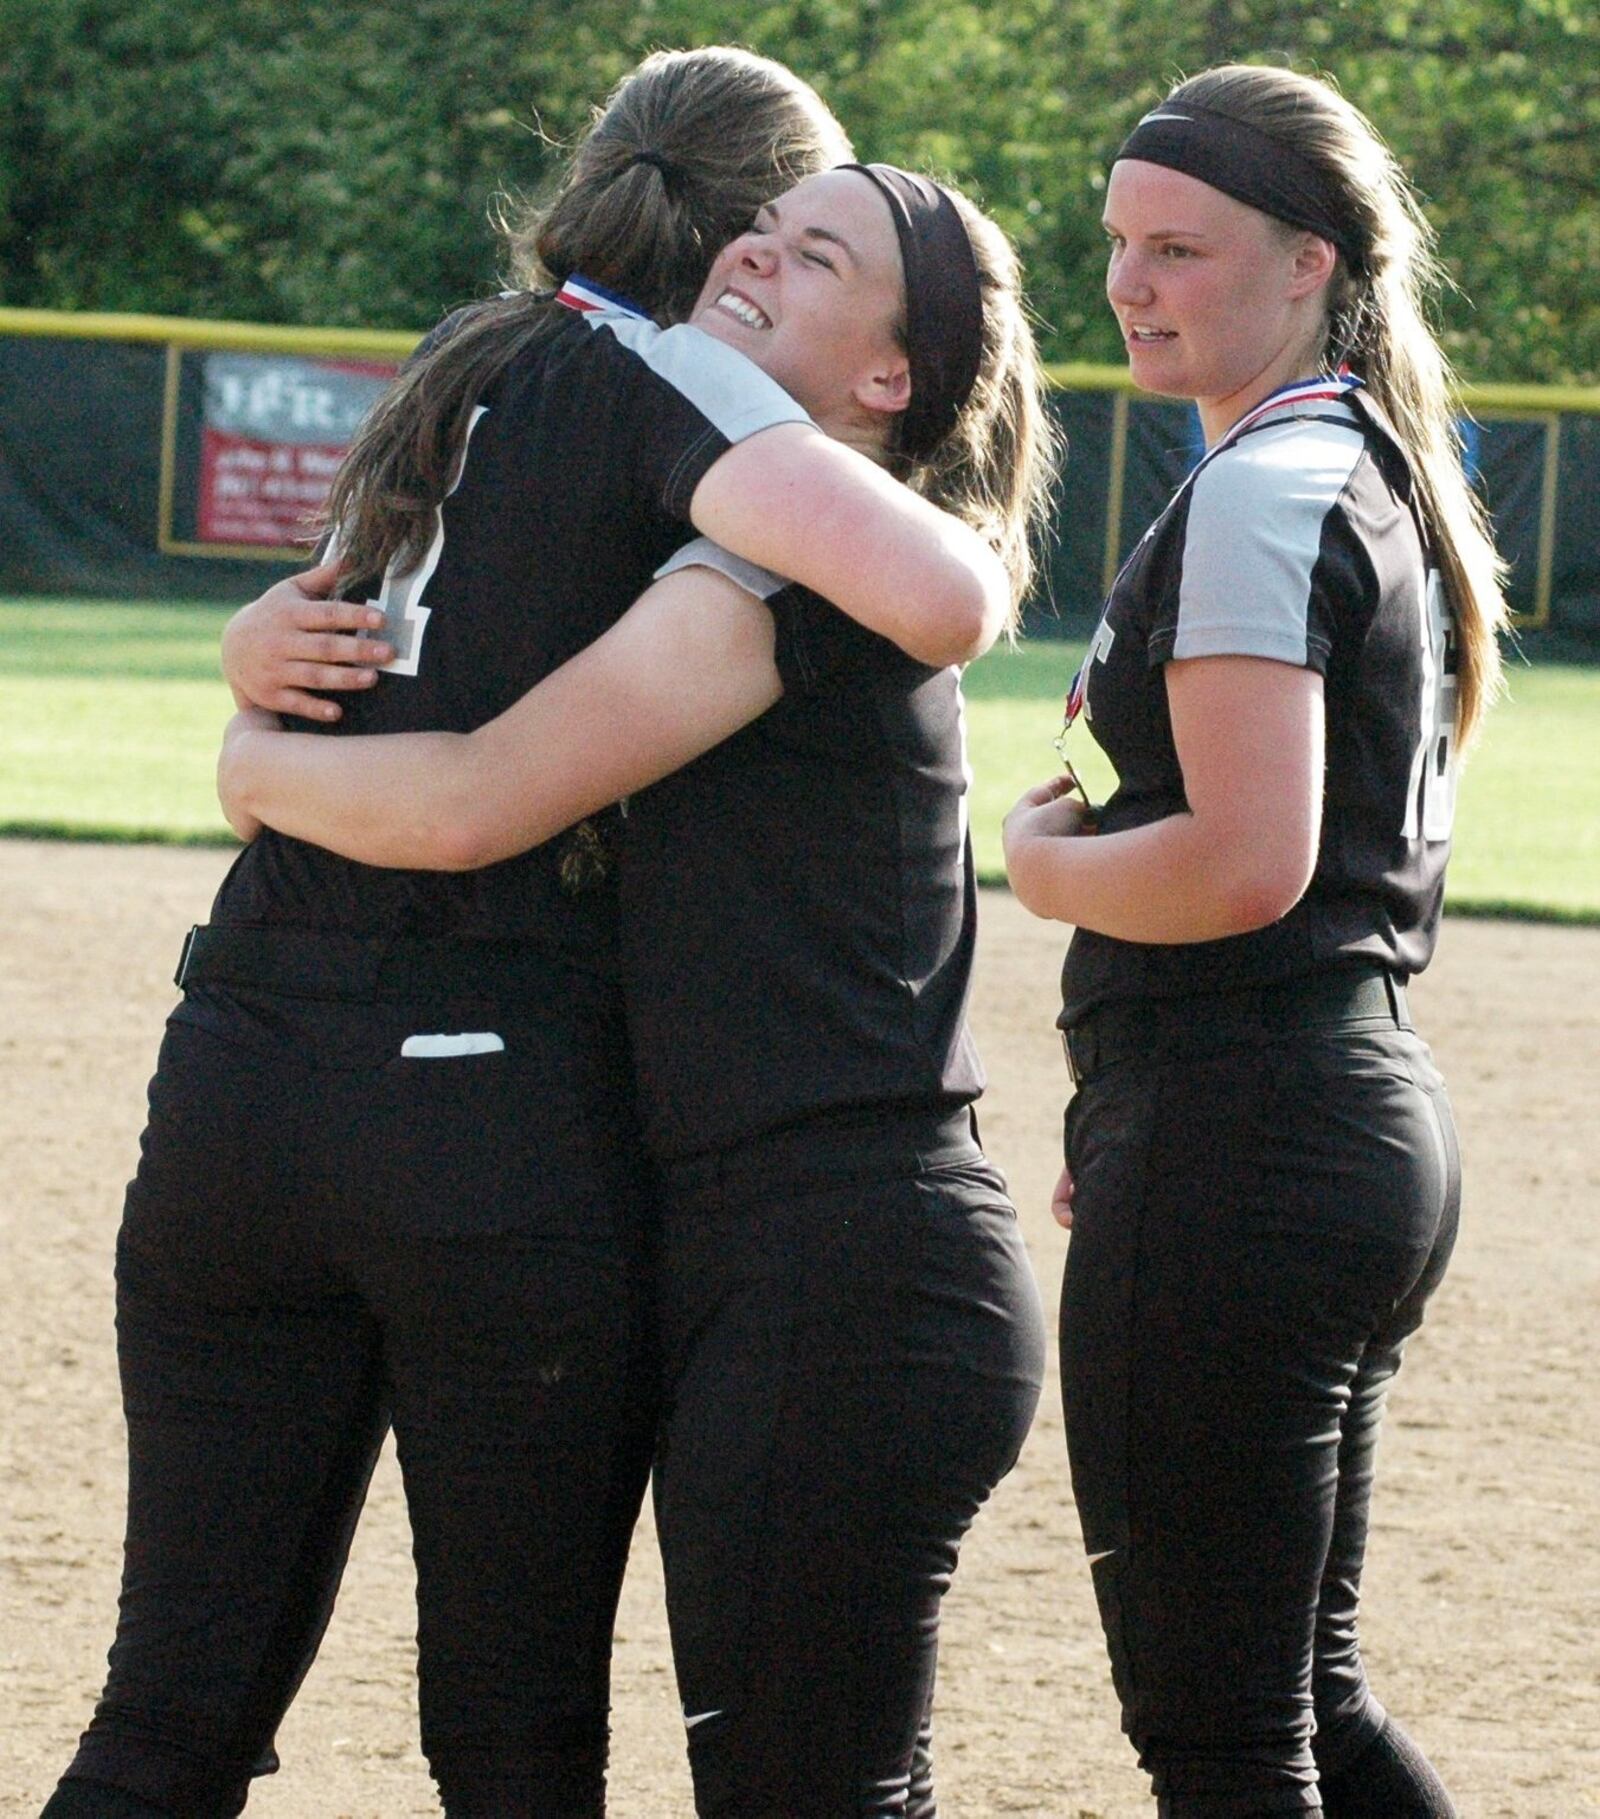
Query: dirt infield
2 837 1596 1817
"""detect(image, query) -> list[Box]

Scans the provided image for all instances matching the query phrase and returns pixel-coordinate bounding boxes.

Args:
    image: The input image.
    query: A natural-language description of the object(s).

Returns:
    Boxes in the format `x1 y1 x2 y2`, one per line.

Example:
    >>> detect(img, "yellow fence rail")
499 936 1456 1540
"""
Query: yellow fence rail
0 305 420 359
6 307 1597 413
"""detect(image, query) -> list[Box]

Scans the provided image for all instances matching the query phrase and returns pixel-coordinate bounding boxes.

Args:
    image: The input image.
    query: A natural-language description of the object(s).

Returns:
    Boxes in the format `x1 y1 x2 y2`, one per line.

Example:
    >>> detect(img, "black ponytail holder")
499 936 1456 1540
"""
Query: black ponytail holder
629 150 679 181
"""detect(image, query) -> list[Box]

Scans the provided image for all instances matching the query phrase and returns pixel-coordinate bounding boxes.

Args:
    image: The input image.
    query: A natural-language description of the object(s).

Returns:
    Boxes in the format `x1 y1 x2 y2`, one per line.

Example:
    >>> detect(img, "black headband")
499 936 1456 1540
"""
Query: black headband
1112 104 1365 271
839 163 985 461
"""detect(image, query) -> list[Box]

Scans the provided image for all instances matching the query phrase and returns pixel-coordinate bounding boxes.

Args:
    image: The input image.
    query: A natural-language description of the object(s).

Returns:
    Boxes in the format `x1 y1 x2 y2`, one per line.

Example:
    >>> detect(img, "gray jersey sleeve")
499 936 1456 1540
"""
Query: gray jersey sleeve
653 538 882 695
1155 415 1367 670
599 318 815 445
654 535 787 600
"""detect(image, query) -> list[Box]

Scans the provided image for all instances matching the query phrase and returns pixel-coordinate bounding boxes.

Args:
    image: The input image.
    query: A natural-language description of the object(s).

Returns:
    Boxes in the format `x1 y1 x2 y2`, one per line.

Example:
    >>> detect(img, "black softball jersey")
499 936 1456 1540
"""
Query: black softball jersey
56 287 814 1811
201 297 810 976
618 540 986 1162
1061 386 1459 1025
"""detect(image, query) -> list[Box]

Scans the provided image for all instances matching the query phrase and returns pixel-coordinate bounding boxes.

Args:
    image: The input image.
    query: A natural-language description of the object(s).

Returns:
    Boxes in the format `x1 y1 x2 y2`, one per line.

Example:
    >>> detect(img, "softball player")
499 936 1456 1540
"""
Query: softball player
1003 65 1506 1819
219 164 1058 1816
42 56 1008 1819
620 172 1053 1818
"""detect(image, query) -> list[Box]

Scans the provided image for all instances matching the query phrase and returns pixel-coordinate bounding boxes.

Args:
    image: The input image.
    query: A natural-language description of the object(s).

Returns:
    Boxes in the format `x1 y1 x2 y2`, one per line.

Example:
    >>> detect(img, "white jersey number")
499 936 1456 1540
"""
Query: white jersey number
365 405 488 677
1079 615 1116 725
1401 568 1458 844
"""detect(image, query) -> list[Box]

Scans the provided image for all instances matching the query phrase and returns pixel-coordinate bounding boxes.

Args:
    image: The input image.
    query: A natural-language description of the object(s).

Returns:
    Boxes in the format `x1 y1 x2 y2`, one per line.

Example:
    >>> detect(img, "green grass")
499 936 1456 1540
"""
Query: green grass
2 599 1597 919
0 601 237 842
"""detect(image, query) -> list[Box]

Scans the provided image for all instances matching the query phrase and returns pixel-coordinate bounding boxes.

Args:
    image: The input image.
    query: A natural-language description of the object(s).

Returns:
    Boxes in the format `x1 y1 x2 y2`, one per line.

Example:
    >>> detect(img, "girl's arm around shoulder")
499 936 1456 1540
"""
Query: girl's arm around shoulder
1003 656 1323 942
690 423 1009 670
217 566 783 871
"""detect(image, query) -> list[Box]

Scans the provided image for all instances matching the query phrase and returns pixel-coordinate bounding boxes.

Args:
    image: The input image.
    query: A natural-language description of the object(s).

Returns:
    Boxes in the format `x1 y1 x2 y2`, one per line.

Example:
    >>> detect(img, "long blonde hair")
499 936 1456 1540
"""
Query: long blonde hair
1165 65 1507 744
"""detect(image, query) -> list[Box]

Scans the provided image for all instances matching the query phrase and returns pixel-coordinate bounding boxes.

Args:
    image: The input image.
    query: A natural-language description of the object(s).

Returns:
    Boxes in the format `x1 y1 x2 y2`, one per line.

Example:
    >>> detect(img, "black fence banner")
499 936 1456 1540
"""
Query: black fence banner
1 311 1596 641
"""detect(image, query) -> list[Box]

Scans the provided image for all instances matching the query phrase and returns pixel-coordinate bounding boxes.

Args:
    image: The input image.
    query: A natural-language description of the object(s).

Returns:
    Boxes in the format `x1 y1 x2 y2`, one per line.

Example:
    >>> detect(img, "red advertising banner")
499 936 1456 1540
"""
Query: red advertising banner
194 353 397 548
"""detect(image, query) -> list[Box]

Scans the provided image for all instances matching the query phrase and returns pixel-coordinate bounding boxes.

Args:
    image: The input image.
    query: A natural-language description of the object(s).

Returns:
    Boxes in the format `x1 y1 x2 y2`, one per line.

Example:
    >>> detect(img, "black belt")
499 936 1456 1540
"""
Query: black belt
1060 966 1410 1087
174 923 582 1005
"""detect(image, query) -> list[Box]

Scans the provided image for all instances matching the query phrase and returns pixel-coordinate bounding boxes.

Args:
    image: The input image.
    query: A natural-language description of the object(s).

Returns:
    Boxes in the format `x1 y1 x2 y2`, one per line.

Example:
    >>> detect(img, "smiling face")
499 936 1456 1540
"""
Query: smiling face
1102 158 1336 444
689 167 911 447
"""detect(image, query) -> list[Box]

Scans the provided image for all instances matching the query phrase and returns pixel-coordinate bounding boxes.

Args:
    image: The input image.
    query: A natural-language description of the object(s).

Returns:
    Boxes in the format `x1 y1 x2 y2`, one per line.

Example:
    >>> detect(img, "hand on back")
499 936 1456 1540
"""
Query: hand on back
221 561 393 720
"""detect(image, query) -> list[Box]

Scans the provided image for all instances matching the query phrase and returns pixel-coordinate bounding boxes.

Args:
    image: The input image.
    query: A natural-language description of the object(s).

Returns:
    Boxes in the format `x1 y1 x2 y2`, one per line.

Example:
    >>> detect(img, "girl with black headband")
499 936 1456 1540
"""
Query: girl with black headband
1004 63 1505 1819
42 55 1044 1819
220 162 1056 1813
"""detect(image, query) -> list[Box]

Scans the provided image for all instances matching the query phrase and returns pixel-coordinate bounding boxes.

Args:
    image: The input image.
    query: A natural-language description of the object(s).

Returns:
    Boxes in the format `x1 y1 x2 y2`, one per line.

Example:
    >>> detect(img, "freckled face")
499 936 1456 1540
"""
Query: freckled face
1103 159 1329 443
690 167 907 428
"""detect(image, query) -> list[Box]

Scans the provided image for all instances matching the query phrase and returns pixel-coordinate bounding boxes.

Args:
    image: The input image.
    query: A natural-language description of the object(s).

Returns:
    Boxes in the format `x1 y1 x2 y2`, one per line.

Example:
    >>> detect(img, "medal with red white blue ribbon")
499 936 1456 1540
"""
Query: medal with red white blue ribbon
1062 655 1092 736
554 274 650 318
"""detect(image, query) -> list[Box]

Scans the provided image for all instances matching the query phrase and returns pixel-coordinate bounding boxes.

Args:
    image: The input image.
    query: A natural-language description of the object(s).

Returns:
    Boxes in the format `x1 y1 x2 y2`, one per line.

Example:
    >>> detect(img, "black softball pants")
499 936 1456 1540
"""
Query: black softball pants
1060 995 1461 1816
50 983 656 1818
652 1110 1046 1818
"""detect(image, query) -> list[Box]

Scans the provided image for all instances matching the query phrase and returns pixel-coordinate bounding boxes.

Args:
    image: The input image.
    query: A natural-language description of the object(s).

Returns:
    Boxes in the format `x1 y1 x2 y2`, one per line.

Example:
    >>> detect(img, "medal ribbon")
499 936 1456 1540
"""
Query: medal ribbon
554 275 650 318
1212 370 1364 454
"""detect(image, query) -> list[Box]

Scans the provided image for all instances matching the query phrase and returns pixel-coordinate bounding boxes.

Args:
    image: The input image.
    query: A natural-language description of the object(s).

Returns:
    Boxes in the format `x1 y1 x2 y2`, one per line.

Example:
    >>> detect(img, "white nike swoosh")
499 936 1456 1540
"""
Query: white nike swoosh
683 1708 723 1730
1086 1547 1117 1564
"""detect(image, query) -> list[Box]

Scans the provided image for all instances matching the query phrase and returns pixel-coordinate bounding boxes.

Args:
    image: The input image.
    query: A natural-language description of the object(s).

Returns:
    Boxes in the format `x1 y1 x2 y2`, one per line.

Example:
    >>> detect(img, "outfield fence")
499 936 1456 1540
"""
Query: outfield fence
3 306 1597 637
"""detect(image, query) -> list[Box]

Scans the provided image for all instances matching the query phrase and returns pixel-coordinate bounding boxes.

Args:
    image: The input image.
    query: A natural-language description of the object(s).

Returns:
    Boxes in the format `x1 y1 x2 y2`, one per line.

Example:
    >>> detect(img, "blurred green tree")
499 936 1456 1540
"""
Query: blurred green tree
0 0 1593 380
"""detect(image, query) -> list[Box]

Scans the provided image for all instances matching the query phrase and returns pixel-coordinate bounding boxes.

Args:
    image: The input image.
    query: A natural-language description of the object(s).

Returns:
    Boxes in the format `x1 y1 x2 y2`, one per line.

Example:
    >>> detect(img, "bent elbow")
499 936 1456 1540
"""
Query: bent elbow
948 599 1007 668
417 804 502 873
1219 857 1314 935
910 575 1009 669
427 794 565 872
